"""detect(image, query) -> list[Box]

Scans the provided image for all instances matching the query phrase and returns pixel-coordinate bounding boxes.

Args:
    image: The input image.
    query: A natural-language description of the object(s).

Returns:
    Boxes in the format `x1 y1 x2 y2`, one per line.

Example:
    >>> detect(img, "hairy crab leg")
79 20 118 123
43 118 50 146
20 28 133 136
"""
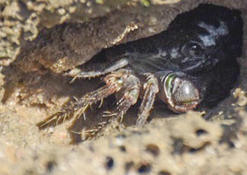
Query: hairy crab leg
110 73 141 122
136 74 159 126
81 71 141 140
66 59 129 82
82 92 139 140
37 69 128 129
37 85 118 129
37 69 140 132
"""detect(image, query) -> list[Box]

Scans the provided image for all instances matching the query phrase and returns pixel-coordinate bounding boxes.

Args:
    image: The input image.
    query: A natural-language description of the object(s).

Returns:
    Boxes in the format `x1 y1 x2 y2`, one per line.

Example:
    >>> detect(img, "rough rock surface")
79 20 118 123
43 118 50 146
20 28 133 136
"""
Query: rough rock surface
0 0 247 174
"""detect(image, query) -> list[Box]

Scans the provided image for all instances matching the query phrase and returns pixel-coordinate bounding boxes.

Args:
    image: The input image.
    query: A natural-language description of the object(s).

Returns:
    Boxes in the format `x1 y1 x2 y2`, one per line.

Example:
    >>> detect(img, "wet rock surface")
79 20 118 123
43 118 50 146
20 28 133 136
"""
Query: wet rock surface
0 0 247 174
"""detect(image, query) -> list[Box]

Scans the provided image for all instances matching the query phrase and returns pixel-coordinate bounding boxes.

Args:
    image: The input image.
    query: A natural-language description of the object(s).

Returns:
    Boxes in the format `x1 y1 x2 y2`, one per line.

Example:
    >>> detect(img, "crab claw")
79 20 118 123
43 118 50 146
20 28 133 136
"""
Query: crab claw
158 72 200 113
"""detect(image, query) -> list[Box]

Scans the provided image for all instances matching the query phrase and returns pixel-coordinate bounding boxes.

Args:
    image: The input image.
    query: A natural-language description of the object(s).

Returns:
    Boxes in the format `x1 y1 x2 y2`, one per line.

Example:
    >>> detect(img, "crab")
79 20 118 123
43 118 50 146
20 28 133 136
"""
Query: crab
37 4 243 139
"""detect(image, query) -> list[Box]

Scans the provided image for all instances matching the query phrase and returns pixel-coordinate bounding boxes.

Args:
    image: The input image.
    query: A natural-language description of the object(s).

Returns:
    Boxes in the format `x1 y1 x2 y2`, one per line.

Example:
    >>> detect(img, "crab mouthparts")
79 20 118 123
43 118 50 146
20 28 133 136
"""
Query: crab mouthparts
162 72 200 113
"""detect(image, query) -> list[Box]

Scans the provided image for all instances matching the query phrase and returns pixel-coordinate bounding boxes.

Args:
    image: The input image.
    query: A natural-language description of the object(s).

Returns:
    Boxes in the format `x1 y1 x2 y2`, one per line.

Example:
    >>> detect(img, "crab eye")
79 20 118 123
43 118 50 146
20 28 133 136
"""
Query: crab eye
162 73 200 113
182 42 204 57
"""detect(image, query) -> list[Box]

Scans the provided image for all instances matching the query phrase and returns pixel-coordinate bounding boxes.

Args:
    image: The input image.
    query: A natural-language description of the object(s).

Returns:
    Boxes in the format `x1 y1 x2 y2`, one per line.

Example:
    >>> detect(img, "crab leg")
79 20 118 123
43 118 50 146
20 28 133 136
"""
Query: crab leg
37 85 118 129
81 70 141 140
136 74 159 126
37 70 124 129
37 69 139 130
83 87 140 140
110 74 141 121
66 59 129 82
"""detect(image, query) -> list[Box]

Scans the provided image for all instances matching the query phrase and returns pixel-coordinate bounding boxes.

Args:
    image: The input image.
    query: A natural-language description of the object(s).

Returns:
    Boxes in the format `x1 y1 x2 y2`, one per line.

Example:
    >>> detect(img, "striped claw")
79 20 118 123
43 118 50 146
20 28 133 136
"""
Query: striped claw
160 72 200 113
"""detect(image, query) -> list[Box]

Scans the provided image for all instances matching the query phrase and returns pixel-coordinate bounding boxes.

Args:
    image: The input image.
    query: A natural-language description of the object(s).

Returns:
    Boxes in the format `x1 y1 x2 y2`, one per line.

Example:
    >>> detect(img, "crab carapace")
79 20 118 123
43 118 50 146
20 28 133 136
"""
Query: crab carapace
37 4 243 138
